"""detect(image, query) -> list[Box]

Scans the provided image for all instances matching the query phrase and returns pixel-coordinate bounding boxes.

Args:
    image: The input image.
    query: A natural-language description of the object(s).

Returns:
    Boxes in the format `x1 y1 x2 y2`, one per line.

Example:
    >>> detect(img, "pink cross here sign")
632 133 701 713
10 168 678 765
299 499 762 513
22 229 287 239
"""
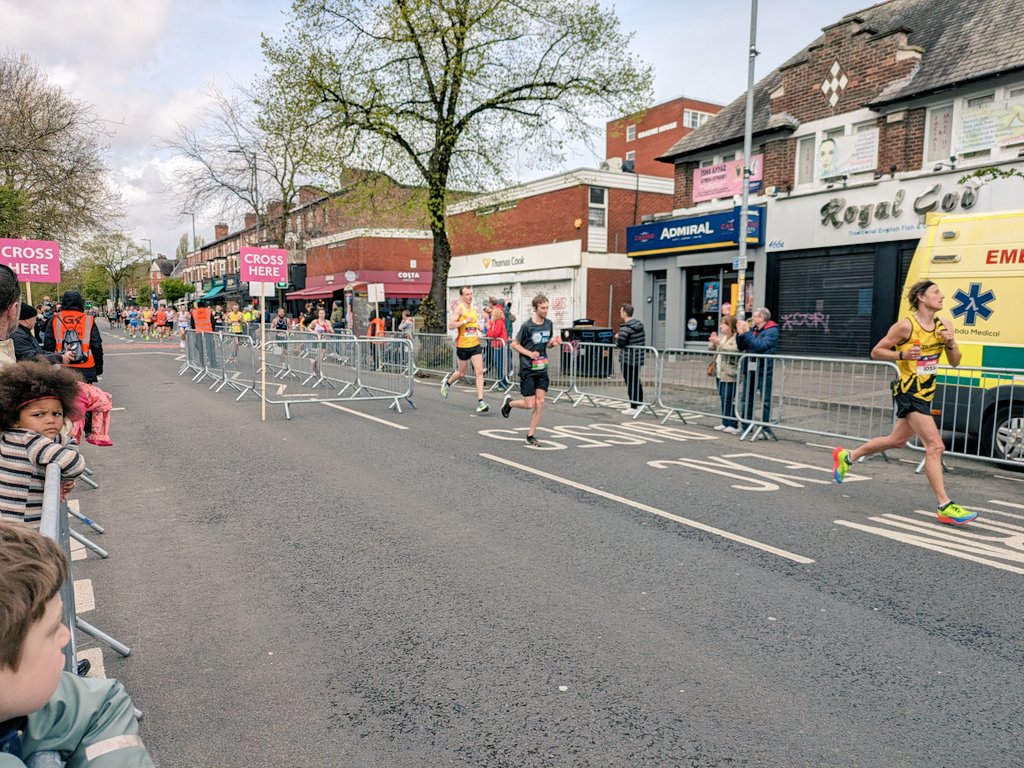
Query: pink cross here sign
0 238 61 282
239 246 288 283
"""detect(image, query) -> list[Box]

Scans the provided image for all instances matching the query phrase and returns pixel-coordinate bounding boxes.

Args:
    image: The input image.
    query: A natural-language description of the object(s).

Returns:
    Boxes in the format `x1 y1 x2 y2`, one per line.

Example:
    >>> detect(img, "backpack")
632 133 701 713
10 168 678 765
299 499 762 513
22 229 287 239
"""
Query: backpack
62 327 88 364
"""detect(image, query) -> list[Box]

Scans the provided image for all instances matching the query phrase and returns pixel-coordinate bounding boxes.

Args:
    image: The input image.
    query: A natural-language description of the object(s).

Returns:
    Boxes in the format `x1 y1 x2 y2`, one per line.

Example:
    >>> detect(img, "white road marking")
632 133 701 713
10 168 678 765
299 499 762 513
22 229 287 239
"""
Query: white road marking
992 475 1024 484
321 402 408 430
78 647 106 679
835 506 1024 575
480 452 815 564
649 452 868 492
74 579 95 612
111 407 126 412
70 536 86 561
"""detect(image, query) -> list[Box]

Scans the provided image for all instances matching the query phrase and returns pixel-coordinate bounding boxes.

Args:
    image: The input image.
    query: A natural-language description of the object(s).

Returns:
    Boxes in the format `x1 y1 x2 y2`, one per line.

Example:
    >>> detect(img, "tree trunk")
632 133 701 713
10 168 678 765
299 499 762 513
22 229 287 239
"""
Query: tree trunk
423 181 451 333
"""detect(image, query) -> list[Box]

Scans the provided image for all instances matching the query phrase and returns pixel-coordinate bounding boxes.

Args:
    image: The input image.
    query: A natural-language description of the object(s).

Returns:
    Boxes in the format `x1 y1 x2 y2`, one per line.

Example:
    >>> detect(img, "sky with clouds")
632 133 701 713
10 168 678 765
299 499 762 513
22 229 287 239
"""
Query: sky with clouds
3 0 872 258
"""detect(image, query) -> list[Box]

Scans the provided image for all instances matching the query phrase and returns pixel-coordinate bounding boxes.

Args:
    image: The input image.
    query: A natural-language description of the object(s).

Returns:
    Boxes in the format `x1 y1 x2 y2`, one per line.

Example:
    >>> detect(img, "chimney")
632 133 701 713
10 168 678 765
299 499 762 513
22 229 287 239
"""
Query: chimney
244 213 256 230
214 223 229 240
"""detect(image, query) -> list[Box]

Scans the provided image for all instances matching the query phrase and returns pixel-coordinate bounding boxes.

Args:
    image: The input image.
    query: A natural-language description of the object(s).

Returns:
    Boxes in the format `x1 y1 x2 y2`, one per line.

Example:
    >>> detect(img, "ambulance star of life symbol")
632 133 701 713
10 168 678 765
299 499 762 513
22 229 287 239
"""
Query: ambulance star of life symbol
820 61 849 108
951 282 995 326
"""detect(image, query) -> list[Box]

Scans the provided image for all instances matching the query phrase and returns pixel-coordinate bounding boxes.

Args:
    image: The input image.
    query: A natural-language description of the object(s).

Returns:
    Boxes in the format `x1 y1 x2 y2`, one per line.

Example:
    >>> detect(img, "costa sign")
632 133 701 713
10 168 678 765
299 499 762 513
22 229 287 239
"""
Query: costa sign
0 238 61 282
239 246 287 283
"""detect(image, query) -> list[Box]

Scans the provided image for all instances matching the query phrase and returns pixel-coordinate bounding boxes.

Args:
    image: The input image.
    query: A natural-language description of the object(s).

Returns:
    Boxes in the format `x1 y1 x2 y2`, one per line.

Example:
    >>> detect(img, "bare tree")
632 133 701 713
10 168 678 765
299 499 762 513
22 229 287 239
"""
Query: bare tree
0 51 122 242
159 83 327 249
262 0 653 329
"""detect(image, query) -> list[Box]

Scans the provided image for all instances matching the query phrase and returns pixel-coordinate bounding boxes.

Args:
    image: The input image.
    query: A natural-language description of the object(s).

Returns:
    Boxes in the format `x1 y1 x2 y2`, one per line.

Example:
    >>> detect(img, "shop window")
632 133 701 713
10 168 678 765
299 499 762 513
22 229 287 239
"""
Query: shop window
685 268 741 343
796 136 815 185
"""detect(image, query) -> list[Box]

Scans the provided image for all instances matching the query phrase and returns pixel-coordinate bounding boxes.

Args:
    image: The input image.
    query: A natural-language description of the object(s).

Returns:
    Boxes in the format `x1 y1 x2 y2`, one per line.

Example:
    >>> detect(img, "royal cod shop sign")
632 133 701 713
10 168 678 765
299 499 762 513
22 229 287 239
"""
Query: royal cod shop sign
240 246 287 297
0 238 61 282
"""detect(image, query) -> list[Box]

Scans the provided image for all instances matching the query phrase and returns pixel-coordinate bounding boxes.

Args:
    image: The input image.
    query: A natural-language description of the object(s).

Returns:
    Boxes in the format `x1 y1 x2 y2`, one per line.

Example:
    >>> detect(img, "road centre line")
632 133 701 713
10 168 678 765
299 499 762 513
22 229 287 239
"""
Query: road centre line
321 401 408 430
479 452 815 565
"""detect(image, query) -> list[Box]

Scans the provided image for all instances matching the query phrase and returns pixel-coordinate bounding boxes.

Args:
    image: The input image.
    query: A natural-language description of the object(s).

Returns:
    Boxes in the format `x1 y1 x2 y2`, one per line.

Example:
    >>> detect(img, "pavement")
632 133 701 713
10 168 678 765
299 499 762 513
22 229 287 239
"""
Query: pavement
70 335 1024 767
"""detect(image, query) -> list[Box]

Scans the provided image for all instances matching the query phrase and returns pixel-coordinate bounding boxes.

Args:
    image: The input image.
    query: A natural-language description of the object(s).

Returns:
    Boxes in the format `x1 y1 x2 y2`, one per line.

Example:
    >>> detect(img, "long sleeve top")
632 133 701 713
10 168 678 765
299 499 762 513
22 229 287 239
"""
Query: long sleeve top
0 429 86 525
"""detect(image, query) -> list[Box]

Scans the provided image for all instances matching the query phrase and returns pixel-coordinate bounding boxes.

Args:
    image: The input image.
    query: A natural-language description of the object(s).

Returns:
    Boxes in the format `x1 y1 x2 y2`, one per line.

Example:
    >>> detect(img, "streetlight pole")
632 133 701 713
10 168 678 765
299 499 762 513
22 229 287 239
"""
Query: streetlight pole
735 0 759 322
141 238 155 308
180 211 197 253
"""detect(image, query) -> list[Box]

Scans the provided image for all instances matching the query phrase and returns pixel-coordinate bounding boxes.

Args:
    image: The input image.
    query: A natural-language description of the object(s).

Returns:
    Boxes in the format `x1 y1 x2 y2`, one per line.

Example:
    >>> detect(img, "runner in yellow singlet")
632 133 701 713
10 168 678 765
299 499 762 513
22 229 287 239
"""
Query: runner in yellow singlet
831 280 976 525
440 286 489 413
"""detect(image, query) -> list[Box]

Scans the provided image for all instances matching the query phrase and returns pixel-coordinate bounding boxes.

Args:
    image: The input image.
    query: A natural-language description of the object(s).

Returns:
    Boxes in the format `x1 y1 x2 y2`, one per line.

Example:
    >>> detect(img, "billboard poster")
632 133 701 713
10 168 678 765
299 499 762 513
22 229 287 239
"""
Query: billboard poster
692 155 763 203
815 129 879 180
954 96 1024 154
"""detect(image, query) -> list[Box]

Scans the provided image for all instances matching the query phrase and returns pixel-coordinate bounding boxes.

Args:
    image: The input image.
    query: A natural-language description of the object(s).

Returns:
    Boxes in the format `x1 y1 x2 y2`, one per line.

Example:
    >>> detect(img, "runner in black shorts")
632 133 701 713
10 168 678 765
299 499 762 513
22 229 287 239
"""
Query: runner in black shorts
831 279 976 525
501 293 560 446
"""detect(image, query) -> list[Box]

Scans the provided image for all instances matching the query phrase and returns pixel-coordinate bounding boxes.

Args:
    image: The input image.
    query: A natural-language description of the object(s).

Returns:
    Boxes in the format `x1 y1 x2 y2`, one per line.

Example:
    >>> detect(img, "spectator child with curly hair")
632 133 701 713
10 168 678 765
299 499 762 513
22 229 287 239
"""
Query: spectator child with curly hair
0 362 86 526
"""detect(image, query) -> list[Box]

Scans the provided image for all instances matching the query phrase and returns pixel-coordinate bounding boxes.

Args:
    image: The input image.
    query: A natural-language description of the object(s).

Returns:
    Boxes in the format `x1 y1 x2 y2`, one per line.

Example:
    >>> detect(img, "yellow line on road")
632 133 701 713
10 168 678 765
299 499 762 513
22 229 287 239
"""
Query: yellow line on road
480 452 815 564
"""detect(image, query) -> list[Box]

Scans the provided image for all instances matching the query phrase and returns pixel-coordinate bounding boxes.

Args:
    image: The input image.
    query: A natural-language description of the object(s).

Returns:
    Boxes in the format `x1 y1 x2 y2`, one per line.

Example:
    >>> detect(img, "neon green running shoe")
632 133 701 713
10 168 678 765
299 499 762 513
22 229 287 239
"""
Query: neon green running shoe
937 502 977 525
832 447 851 483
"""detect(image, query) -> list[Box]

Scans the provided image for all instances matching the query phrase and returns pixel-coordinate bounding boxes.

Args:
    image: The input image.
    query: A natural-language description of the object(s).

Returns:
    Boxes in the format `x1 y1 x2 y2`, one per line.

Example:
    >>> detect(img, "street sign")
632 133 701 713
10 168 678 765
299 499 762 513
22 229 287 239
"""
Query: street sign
367 282 386 303
733 256 748 270
239 246 288 284
0 238 61 282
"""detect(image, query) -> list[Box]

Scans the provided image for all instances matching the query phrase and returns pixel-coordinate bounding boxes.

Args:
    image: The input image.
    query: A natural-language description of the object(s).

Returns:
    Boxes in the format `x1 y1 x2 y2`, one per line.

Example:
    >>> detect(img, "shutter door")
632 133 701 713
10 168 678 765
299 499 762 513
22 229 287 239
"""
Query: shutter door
775 250 875 358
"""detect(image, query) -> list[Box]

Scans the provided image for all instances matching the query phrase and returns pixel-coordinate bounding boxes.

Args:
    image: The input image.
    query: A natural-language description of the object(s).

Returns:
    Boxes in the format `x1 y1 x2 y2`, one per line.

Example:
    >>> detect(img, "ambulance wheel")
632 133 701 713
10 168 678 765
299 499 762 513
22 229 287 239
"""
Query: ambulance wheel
982 405 1024 465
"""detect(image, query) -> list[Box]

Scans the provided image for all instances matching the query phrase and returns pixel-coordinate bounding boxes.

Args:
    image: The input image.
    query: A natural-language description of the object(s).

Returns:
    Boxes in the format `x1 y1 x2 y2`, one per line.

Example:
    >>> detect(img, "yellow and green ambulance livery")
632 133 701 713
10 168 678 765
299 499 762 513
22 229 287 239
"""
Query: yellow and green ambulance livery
900 209 1024 463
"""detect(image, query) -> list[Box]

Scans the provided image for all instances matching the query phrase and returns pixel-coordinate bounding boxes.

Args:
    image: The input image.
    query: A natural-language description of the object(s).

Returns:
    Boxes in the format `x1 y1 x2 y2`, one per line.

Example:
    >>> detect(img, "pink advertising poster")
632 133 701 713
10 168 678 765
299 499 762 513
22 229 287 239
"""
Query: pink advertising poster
239 246 288 284
692 155 764 203
0 238 61 283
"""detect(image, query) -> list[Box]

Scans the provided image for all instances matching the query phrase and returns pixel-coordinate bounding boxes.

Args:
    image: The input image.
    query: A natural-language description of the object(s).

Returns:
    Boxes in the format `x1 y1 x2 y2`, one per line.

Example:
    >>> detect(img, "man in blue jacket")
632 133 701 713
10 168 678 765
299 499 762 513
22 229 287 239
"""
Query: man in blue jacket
736 307 779 438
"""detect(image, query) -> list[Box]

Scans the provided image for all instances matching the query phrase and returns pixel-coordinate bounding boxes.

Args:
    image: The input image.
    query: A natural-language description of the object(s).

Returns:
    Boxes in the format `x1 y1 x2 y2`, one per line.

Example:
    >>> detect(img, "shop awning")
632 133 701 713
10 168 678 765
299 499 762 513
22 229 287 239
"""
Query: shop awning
200 285 224 299
285 285 336 300
347 281 430 299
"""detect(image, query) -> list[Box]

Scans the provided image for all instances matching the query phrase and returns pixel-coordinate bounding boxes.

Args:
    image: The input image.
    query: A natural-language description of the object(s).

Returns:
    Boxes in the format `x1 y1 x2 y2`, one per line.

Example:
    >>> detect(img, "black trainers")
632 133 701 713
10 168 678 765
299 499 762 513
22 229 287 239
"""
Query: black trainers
76 658 91 676
526 434 540 447
501 393 513 418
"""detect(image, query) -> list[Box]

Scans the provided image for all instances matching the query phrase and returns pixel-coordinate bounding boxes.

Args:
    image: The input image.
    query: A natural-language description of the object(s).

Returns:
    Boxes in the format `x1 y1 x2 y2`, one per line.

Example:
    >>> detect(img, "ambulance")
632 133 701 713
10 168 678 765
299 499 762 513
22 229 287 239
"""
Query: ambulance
900 209 1024 463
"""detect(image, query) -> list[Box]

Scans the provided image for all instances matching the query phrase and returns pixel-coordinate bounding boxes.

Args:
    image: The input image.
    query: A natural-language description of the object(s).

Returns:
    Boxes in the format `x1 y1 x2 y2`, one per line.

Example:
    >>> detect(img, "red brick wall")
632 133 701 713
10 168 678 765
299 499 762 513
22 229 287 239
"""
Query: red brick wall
604 188 674 252
607 97 722 178
305 237 433 276
448 187 585 256
669 20 929 207
586 268 631 328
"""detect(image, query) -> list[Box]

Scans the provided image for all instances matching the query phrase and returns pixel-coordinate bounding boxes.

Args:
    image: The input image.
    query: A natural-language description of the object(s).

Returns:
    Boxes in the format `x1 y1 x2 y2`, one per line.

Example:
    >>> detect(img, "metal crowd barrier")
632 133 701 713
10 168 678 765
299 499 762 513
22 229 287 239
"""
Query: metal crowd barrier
729 353 900 442
179 330 415 418
570 342 660 416
411 332 453 378
907 364 1024 468
39 464 131 674
658 348 741 425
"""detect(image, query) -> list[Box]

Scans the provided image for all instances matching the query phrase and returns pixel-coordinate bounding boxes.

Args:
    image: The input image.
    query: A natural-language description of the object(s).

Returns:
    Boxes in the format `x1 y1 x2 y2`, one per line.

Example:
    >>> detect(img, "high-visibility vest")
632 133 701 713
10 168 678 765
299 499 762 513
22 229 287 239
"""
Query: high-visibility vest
192 307 213 333
368 317 385 337
53 311 95 368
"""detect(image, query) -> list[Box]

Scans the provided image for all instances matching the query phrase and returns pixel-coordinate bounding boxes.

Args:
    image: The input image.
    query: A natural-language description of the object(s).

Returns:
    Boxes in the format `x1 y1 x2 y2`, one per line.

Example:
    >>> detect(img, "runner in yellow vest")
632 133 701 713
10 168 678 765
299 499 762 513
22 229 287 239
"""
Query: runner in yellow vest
440 286 489 413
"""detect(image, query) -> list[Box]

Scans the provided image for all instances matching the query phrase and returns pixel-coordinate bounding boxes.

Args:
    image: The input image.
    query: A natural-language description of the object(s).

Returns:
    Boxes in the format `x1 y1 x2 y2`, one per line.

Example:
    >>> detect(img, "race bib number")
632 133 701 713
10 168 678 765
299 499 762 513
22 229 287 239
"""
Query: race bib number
917 353 939 377
531 356 548 371
464 327 478 339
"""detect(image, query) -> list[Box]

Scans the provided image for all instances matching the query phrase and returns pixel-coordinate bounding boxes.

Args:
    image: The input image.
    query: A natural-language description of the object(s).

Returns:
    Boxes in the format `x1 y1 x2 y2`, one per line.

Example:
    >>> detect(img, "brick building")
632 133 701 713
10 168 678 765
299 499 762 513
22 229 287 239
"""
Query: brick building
631 0 1024 354
181 172 431 320
446 168 673 332
606 95 722 178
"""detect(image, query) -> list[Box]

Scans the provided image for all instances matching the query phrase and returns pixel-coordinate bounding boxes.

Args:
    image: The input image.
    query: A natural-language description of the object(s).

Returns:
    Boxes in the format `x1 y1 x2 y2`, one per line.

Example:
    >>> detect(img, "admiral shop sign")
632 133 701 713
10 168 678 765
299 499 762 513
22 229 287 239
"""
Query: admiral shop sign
627 205 765 257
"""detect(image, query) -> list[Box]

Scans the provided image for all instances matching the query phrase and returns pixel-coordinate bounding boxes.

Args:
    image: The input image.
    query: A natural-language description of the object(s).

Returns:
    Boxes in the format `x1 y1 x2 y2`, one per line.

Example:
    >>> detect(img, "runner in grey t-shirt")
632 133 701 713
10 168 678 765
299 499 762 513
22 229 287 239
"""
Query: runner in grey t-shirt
500 294 560 447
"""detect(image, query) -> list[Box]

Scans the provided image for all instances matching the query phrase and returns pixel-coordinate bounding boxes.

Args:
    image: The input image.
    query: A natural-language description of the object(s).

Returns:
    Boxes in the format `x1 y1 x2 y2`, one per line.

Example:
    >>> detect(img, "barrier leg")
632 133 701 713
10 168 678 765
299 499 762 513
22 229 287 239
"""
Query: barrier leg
76 617 131 657
68 505 104 533
69 528 109 559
